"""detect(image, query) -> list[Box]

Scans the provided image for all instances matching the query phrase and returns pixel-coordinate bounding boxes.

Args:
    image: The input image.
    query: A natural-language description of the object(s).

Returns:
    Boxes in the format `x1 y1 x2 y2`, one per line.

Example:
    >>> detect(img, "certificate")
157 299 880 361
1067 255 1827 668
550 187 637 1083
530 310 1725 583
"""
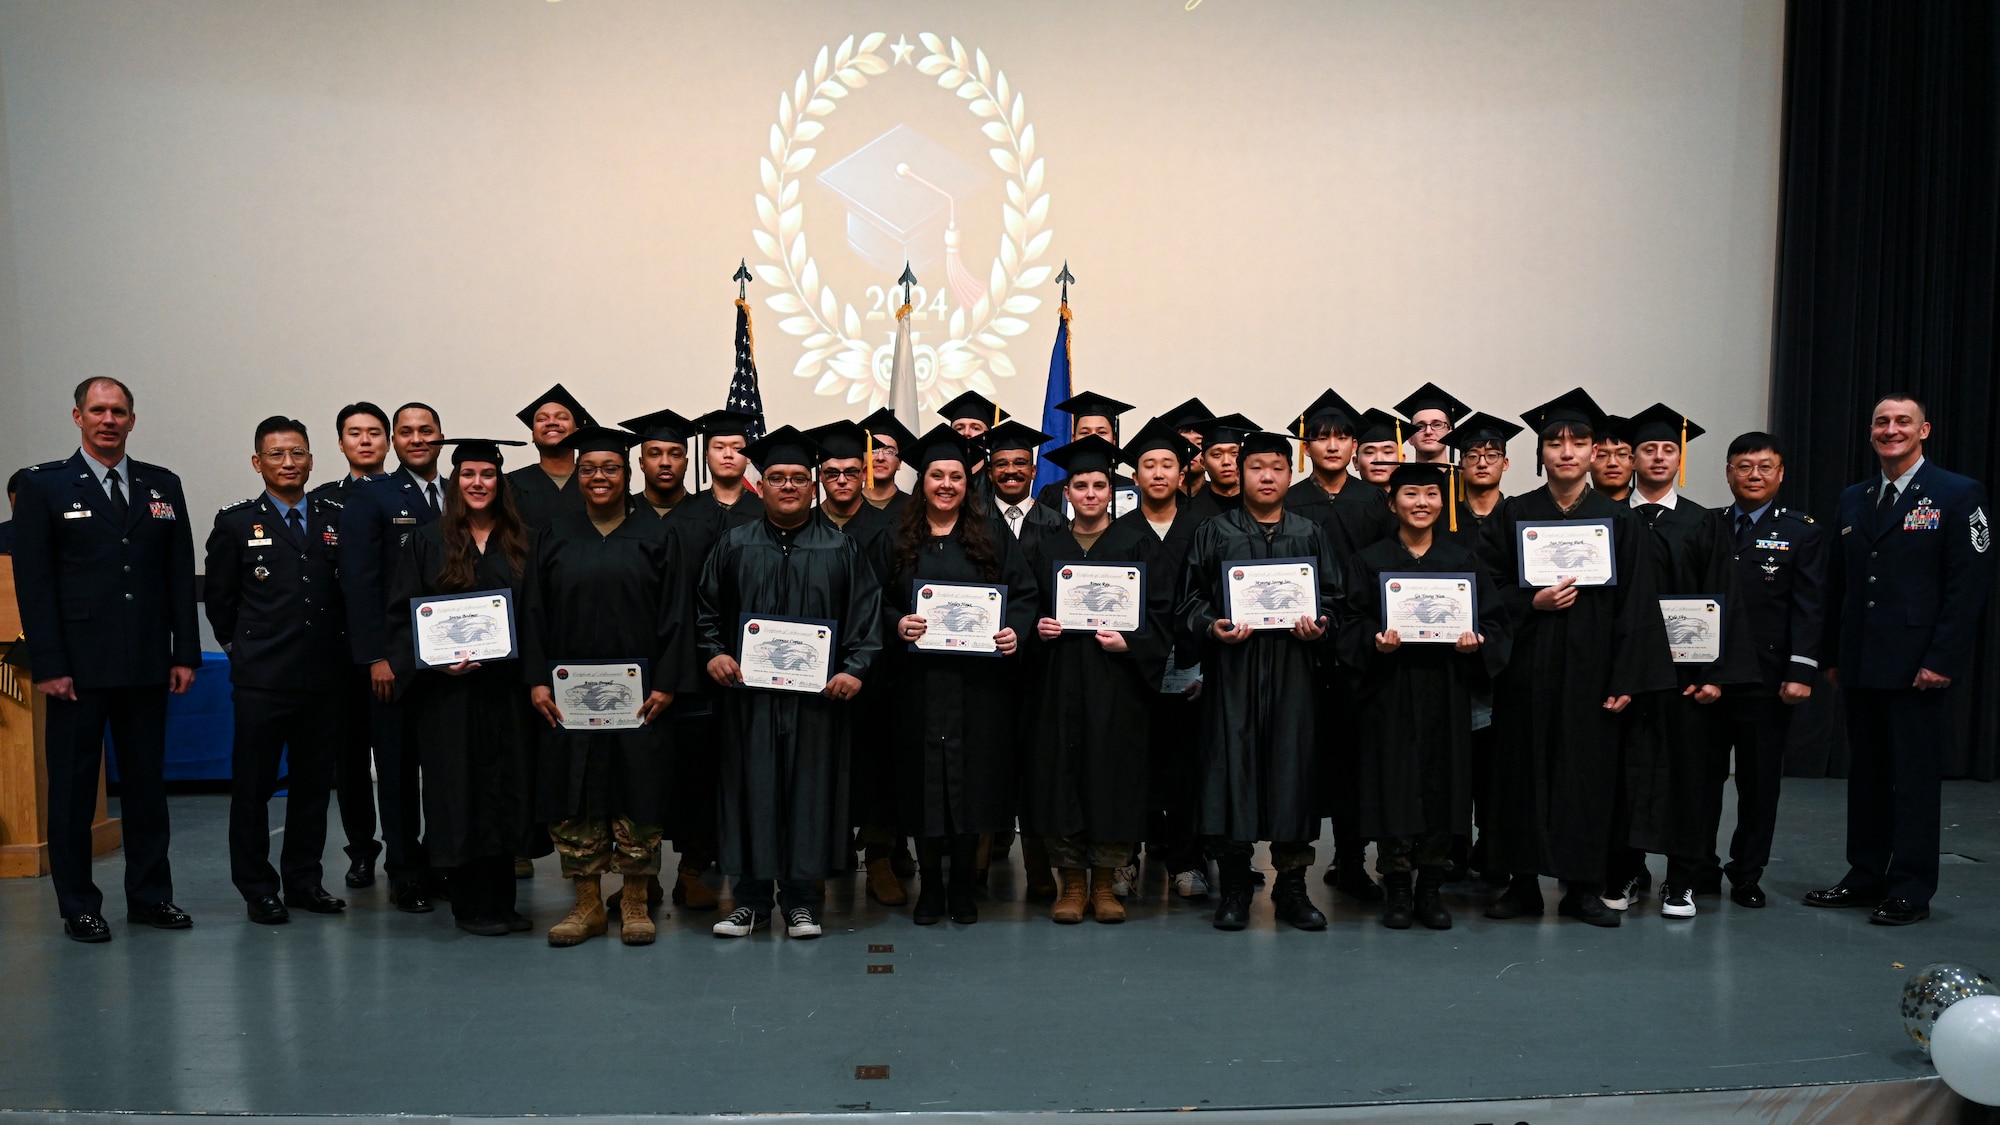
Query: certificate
912 580 1008 656
1659 597 1724 664
1051 561 1146 633
548 660 648 731
1380 572 1478 643
1515 519 1618 588
1222 557 1320 630
411 589 517 668
1159 658 1202 695
737 614 837 693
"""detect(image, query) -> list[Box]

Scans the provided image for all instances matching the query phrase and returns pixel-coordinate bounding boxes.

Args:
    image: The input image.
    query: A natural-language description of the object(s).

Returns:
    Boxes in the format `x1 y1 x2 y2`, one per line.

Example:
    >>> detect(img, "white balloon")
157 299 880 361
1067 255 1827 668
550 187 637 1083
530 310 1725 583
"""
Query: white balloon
1933 995 2000 1106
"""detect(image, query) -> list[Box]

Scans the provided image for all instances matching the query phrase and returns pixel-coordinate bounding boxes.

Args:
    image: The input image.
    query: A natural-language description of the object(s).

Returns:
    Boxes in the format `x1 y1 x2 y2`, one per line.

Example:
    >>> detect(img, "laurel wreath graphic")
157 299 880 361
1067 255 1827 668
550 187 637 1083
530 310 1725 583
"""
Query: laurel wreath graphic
751 32 1053 409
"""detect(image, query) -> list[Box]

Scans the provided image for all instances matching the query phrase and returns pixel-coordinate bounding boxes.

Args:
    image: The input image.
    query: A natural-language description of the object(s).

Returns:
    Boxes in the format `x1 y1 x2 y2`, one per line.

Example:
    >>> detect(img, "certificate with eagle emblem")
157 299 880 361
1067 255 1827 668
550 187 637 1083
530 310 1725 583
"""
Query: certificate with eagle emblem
1050 562 1146 633
737 615 838 694
1380 572 1478 643
1658 597 1724 664
1223 558 1320 631
910 580 1008 656
411 589 517 668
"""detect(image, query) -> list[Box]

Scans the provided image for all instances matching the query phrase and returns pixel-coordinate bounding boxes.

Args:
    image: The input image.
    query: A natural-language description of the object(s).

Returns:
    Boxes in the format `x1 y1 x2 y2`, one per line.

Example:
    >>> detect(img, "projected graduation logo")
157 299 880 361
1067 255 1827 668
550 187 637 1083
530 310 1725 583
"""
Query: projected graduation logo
750 33 1054 411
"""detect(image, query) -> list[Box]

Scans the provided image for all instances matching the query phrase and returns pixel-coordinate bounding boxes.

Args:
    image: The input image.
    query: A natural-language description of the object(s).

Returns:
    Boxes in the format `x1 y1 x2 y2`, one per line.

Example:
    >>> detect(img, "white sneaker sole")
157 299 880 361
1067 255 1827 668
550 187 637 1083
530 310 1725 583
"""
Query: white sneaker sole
1661 902 1697 919
1602 897 1631 912
786 924 823 939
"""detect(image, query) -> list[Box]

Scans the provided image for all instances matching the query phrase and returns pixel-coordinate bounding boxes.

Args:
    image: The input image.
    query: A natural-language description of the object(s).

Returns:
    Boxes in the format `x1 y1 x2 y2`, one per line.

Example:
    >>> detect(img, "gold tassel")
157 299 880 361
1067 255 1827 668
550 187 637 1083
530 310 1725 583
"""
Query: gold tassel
865 430 874 490
1295 419 1304 474
1677 415 1688 490
1395 420 1405 462
1449 465 1458 533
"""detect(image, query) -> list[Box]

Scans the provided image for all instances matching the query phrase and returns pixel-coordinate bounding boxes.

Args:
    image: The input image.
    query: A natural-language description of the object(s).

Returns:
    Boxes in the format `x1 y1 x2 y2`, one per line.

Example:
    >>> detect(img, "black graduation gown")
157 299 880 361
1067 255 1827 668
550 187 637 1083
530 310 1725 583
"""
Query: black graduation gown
1621 497 1760 856
1184 487 1243 524
384 524 547 867
870 516 1039 837
1336 536 1510 841
864 489 911 517
519 509 690 826
823 503 900 832
1477 487 1676 882
1004 498 1069 557
1176 507 1343 842
506 464 584 532
1019 522 1164 842
637 492 731 850
687 487 764 530
696 517 885 880
1115 503 1207 815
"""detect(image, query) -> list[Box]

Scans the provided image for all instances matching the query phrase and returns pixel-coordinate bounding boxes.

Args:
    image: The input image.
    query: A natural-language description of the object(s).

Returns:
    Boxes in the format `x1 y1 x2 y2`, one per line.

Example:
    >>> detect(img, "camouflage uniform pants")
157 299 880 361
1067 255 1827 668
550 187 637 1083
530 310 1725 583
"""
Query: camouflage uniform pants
1376 829 1453 874
1213 839 1316 873
549 816 664 878
1043 836 1134 870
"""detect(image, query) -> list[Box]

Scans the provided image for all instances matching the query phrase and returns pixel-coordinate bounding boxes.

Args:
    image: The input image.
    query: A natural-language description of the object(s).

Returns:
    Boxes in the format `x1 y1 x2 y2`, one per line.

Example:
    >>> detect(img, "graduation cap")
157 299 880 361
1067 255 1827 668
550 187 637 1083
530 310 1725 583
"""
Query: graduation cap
815 125 986 276
1386 461 1453 492
1235 431 1297 468
983 420 1053 456
1054 390 1135 440
908 423 985 471
745 425 821 473
1441 411 1523 455
1354 408 1407 451
436 438 527 468
1518 388 1610 477
560 426 641 458
937 390 1008 429
1121 418 1198 467
689 409 758 440
804 420 870 462
1620 403 1706 489
515 383 598 431
1192 413 1259 448
1160 396 1215 435
861 407 919 453
1597 416 1632 447
1393 382 1471 426
1043 435 1122 481
1290 388 1365 473
619 408 700 448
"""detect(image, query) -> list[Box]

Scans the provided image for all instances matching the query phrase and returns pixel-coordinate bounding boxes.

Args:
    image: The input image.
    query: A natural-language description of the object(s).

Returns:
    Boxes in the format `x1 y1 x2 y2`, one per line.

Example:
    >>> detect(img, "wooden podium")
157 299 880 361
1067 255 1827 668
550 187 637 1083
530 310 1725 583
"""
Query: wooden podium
0 556 122 878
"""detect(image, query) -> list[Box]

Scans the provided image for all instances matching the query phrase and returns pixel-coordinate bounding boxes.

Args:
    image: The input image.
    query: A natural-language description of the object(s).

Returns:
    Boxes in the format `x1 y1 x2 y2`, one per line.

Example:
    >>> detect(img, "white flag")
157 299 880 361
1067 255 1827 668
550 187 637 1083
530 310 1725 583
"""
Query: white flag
888 301 919 432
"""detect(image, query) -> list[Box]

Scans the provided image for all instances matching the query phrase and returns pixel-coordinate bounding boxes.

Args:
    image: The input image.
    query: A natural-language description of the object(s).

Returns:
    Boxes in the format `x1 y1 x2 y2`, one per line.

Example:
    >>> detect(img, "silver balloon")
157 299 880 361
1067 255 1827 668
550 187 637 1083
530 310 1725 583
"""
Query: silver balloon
1901 962 2000 1056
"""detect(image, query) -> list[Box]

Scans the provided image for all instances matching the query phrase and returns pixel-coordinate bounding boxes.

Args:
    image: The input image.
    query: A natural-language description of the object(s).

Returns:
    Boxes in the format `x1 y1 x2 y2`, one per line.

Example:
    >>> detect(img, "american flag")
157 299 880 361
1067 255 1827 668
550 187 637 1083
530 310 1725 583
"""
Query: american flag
726 297 767 443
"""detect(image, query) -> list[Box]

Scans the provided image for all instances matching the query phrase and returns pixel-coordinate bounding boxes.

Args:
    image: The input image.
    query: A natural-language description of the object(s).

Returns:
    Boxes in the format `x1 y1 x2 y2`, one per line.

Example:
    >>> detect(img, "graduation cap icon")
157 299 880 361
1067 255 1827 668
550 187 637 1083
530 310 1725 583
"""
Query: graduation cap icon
818 126 988 286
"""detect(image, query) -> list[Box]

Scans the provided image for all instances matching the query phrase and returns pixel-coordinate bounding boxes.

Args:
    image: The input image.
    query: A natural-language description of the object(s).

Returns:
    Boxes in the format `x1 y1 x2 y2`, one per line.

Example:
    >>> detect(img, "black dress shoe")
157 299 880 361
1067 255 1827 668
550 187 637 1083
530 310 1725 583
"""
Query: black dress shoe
1803 884 1881 909
505 911 532 933
391 883 434 913
63 914 112 943
1331 865 1386 904
284 886 348 914
246 895 291 925
1556 892 1622 928
1870 898 1930 926
1730 882 1767 908
127 902 193 929
344 858 376 889
1212 889 1252 931
455 916 511 937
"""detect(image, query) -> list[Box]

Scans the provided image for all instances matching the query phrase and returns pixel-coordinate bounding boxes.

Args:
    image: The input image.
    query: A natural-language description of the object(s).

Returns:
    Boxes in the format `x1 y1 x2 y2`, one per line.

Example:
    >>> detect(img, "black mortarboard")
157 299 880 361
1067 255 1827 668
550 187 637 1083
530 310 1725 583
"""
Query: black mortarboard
561 426 641 457
1393 382 1471 425
1598 416 1631 446
745 425 821 472
1237 431 1295 461
1386 461 1453 491
1354 408 1406 446
1620 403 1706 447
1441 412 1524 454
1193 413 1258 448
1054 391 1135 423
815 125 985 275
436 438 527 468
689 409 758 440
1519 388 1609 435
619 408 700 447
1160 397 1215 433
908 424 985 471
860 407 919 453
804 420 870 462
937 390 1008 427
1043 435 1122 480
984 420 1053 455
1291 389 1363 437
1121 418 1197 467
515 383 597 430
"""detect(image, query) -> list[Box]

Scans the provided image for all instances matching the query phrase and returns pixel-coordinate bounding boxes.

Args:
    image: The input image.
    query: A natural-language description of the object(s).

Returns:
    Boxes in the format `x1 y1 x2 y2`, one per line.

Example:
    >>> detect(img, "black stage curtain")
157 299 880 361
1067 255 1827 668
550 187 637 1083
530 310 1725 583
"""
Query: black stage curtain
1771 0 2000 779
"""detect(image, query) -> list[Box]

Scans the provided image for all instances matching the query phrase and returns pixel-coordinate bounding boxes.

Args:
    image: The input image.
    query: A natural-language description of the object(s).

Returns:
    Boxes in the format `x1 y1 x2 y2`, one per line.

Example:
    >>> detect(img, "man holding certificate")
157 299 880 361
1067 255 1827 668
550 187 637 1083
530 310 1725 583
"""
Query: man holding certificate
1476 390 1674 928
697 426 884 940
1176 426 1342 933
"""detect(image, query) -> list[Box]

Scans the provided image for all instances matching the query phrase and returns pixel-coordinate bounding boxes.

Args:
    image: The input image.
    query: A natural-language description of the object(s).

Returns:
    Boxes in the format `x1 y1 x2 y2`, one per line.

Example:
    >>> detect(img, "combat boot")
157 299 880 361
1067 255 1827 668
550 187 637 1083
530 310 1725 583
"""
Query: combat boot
673 864 718 910
619 874 657 945
1272 869 1327 930
1485 874 1545 920
608 873 665 915
866 857 908 906
1381 870 1415 929
913 838 946 925
1050 868 1088 924
1414 867 1453 930
1212 858 1253 931
1022 836 1058 899
546 875 607 947
1089 867 1126 924
1330 849 1384 903
947 834 980 924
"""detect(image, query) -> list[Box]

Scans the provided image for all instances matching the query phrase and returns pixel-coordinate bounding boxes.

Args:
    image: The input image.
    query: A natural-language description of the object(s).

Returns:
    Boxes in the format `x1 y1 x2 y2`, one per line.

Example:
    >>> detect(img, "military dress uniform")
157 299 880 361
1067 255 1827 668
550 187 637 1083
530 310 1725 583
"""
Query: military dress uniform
203 492 349 913
1701 503 1825 898
309 472 386 880
1819 458 1992 916
9 451 200 932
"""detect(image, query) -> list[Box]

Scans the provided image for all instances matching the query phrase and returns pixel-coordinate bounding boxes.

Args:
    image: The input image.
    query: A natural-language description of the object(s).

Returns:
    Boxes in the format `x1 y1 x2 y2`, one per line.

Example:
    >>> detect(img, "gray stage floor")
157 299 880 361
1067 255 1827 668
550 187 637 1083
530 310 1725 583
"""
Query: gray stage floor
0 779 1995 1118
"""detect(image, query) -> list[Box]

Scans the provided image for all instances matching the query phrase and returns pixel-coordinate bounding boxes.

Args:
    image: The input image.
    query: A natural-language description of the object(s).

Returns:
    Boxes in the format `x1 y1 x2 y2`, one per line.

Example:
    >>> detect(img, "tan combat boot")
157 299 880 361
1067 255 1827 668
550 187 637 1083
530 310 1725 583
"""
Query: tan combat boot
619 874 657 945
1050 868 1088 924
1090 867 1127 923
675 865 718 910
546 874 608 946
866 857 908 906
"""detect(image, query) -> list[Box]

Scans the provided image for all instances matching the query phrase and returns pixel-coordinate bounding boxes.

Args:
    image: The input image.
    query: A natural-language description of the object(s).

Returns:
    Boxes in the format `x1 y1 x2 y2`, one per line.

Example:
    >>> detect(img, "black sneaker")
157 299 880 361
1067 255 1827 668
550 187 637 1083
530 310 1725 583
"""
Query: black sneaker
712 906 770 938
784 906 823 939
1660 883 1696 919
1557 891 1622 928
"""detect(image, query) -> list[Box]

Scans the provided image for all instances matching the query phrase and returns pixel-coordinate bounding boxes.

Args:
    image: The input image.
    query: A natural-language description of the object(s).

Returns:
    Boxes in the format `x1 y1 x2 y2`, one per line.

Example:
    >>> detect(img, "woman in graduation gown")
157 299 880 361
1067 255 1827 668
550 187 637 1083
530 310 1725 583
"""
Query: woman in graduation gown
519 426 689 947
1337 463 1510 931
1476 390 1675 928
385 438 545 936
869 425 1037 925
1021 437 1166 924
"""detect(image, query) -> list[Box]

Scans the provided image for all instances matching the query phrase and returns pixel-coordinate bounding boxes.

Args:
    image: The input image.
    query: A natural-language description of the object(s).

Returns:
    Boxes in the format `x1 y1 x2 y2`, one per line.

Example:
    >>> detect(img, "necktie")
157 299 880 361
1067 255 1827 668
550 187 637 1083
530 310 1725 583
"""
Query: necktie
1735 511 1754 550
1006 505 1023 533
426 482 441 514
1877 482 1899 531
104 467 129 522
287 508 305 543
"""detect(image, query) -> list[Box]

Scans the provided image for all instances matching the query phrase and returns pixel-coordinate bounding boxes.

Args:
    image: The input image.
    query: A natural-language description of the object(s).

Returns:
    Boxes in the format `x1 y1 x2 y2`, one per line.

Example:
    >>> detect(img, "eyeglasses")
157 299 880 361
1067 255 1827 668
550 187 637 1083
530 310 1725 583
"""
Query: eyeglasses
821 468 864 480
764 474 814 489
1411 421 1452 433
577 465 624 479
1464 451 1505 465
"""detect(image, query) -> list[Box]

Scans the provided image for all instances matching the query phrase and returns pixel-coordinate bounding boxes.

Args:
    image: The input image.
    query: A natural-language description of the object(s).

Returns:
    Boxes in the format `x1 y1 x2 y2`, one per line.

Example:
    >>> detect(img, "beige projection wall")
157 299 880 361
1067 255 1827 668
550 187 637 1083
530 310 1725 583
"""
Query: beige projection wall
0 0 1783 523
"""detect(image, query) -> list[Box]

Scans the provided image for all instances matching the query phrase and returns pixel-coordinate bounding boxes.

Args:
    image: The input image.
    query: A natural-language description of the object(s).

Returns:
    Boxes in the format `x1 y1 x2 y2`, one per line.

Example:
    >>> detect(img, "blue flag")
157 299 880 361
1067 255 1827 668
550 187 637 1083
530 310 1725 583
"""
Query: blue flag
1031 306 1072 496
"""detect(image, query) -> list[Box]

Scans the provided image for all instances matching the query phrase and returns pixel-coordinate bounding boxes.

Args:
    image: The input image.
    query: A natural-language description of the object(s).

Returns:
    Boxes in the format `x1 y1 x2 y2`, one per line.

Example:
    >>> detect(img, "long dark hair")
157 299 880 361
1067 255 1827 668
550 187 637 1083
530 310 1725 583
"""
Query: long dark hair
893 469 1000 581
437 466 529 591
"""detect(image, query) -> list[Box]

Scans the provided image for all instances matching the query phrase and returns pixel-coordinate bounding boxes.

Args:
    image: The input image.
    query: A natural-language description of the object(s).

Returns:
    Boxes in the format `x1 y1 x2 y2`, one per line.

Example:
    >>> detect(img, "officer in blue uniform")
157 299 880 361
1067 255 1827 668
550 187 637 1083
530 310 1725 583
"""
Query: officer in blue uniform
337 401 447 912
205 416 352 924
1701 432 1826 908
10 377 200 942
1 467 26 554
1807 394 1992 925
